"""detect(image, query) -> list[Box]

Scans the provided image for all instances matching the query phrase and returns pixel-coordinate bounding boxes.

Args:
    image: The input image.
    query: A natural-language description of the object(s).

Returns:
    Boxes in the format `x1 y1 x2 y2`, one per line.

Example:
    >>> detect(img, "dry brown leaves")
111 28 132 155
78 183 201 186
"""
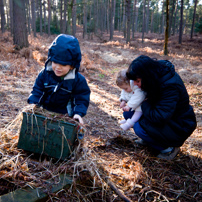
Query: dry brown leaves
0 31 202 201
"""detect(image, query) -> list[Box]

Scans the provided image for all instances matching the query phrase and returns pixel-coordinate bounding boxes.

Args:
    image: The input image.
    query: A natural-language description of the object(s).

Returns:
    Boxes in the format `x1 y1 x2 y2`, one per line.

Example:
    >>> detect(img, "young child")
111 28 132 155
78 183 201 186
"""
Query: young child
116 69 146 130
28 34 90 125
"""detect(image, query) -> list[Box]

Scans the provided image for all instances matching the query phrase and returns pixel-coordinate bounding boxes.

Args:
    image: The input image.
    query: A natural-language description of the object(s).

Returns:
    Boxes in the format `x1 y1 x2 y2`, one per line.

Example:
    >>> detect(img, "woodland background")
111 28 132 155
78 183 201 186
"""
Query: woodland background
0 0 202 202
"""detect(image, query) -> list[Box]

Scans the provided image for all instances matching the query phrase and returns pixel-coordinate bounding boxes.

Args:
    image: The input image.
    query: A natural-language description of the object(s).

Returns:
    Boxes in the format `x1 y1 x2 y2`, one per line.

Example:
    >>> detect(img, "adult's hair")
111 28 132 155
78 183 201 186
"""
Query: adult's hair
126 55 161 104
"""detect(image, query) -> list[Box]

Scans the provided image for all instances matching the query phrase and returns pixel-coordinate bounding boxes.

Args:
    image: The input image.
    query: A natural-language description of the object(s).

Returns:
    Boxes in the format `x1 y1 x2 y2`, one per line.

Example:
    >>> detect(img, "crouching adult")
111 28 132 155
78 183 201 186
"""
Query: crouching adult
124 55 196 160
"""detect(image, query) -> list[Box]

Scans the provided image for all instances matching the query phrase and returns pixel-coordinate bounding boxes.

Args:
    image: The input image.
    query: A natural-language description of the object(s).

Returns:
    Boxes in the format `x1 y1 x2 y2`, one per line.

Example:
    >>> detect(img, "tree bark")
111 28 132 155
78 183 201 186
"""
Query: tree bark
179 0 183 44
63 0 67 33
43 0 46 33
9 0 13 35
126 0 131 44
83 0 87 38
60 0 63 32
109 0 115 40
142 0 146 43
0 0 6 33
190 0 198 39
161 0 165 34
146 0 150 33
72 0 76 36
31 0 36 37
168 0 175 36
13 0 29 49
40 0 43 35
172 0 178 35
48 0 51 36
164 0 169 55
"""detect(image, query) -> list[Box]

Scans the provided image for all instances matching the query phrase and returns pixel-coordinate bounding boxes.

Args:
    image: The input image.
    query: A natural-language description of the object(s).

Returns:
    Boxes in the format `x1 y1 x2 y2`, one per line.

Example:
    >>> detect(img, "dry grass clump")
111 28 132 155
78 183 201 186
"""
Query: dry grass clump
0 106 126 200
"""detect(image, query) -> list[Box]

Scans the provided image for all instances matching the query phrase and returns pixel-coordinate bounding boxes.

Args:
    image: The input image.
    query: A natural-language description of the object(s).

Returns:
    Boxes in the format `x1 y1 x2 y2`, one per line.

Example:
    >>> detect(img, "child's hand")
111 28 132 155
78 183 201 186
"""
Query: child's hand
120 101 126 108
123 106 130 112
73 114 84 125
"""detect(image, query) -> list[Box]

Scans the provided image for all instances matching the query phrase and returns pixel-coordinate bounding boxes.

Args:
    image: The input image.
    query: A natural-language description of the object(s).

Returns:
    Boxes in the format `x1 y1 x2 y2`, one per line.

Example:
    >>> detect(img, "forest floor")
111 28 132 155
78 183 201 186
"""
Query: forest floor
0 29 202 201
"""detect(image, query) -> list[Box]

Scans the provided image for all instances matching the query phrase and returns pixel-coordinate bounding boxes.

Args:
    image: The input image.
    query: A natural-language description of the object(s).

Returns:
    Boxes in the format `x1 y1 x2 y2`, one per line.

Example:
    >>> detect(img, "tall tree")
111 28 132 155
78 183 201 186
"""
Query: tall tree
26 0 31 34
179 0 183 44
0 0 6 33
109 0 115 40
142 0 146 43
83 0 87 38
172 0 178 35
9 0 13 35
190 0 198 39
31 0 36 37
39 0 43 35
132 0 136 38
161 0 165 34
146 0 150 33
43 0 47 33
126 0 131 43
60 0 63 32
13 0 29 49
72 0 76 36
63 0 67 33
48 0 51 36
168 0 175 36
122 0 126 38
164 0 169 55
135 0 139 32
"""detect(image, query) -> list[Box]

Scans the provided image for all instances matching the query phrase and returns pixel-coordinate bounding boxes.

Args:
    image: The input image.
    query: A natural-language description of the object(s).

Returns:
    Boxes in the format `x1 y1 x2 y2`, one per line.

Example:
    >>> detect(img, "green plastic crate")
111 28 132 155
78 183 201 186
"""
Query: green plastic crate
18 112 78 160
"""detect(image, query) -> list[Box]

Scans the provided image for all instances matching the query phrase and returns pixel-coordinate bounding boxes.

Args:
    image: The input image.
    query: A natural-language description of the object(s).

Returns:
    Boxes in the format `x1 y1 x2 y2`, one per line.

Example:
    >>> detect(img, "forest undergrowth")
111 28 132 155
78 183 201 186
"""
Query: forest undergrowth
0 29 202 201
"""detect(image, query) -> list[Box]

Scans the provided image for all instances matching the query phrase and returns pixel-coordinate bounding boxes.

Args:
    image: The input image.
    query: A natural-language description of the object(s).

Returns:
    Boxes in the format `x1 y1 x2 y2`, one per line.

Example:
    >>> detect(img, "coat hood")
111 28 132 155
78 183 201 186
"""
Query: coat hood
45 34 81 72
157 60 175 83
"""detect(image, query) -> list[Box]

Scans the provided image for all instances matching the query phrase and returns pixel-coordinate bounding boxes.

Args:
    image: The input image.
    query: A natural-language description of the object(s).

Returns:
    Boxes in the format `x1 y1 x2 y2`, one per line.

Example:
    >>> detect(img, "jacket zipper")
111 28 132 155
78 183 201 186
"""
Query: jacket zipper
54 83 59 92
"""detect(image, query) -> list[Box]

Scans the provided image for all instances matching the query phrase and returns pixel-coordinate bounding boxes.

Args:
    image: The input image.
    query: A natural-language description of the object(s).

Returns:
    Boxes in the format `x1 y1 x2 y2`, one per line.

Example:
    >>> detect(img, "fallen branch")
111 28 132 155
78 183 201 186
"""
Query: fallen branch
106 178 133 202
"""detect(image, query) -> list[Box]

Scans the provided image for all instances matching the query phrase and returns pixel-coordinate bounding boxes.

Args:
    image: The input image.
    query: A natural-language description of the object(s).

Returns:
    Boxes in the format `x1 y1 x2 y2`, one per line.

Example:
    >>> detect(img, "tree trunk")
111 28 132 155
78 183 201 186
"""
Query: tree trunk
13 0 29 49
31 0 36 37
72 0 76 36
26 0 31 35
164 0 169 55
126 0 131 44
146 0 150 33
168 0 175 36
0 0 6 33
172 0 178 35
40 0 43 35
109 0 115 40
122 0 126 38
63 0 67 33
60 0 63 32
179 0 183 44
83 0 87 38
142 0 146 43
43 0 46 33
9 0 13 35
48 0 51 36
132 0 136 38
151 11 153 33
161 0 165 34
190 0 197 39
135 0 138 32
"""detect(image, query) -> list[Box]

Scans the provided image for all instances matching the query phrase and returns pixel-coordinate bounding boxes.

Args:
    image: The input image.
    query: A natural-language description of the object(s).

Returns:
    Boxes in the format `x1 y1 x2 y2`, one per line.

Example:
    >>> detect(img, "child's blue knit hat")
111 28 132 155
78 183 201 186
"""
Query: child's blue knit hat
47 34 81 69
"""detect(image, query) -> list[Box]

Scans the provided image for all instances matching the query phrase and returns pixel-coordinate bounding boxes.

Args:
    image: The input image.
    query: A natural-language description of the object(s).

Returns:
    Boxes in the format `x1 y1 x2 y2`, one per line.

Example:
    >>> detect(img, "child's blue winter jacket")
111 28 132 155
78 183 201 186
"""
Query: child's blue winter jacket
27 34 90 117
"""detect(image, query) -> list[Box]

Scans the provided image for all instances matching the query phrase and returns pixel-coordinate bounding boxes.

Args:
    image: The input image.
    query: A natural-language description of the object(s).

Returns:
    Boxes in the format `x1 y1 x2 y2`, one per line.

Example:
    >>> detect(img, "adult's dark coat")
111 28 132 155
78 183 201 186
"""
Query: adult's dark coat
139 60 196 147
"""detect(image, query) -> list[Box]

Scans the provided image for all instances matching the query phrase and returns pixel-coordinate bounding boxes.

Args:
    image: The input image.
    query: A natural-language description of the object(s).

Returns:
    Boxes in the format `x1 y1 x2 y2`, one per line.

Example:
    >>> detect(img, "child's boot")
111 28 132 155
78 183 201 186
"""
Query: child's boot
120 119 134 131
